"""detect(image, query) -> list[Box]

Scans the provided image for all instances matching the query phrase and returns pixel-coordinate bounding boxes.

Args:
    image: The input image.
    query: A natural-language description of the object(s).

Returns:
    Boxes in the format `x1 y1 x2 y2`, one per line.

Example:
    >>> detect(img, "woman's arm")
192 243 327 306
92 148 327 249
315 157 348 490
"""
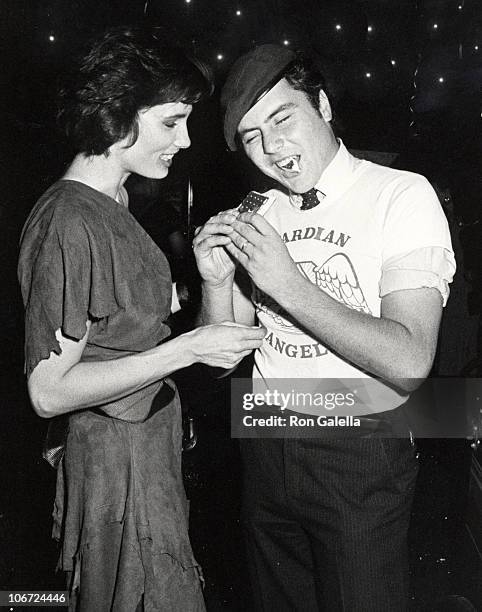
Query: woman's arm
28 320 265 417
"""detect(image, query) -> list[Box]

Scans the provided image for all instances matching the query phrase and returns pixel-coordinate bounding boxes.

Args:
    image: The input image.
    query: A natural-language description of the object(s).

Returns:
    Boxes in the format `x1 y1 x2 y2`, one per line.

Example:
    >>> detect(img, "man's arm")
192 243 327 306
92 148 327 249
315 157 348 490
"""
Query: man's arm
194 210 256 326
276 279 441 392
200 278 235 325
233 277 257 326
226 212 444 393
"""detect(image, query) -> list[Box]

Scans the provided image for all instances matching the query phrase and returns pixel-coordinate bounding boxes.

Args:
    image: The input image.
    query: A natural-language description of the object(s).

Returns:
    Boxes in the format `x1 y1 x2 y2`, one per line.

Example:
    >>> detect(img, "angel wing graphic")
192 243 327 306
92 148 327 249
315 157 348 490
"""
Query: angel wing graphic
254 253 371 330
299 253 372 315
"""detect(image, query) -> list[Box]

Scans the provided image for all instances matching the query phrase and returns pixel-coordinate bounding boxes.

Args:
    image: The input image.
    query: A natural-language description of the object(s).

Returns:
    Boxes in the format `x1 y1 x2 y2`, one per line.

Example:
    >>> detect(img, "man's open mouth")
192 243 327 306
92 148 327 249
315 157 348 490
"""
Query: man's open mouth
275 155 300 172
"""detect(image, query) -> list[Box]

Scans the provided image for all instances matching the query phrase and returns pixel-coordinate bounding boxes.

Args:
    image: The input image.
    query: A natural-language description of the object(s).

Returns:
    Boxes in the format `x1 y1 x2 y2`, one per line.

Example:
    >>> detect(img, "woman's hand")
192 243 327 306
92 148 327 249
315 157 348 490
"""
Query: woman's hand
183 321 265 369
193 210 238 286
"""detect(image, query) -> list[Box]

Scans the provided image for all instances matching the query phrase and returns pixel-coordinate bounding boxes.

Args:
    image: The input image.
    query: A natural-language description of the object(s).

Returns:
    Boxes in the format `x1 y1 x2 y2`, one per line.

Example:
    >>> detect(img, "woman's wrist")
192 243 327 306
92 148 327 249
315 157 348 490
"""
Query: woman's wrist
172 329 200 368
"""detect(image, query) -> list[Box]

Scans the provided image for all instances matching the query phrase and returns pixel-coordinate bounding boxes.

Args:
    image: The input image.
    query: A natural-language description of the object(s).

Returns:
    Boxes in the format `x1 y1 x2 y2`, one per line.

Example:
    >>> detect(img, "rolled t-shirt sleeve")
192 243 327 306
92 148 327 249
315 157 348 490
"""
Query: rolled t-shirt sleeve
378 174 456 305
380 246 455 306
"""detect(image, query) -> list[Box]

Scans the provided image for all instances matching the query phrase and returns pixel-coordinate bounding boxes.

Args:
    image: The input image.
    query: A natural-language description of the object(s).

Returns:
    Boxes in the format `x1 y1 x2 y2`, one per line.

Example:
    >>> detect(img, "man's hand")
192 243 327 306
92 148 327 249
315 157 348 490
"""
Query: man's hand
226 212 301 300
193 210 238 286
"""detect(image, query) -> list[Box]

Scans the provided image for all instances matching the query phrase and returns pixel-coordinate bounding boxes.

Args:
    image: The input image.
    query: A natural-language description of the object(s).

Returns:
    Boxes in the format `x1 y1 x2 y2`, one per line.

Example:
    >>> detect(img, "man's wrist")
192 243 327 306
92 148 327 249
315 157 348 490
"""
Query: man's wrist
200 277 235 326
202 275 234 292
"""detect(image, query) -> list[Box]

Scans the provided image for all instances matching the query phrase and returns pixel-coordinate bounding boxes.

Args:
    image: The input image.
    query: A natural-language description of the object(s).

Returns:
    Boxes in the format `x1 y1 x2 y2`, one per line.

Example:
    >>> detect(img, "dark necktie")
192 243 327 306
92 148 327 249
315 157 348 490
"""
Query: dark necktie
300 188 320 210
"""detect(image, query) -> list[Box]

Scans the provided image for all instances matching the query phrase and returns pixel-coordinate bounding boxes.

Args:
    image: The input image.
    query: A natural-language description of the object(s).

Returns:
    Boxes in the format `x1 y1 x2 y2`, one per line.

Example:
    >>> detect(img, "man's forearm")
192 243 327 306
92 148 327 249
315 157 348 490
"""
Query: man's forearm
200 278 235 325
274 274 441 393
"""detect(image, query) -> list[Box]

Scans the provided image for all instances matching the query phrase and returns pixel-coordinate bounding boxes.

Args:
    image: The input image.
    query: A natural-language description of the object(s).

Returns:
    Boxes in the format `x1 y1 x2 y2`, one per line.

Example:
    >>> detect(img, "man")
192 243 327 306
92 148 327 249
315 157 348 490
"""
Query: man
193 45 455 611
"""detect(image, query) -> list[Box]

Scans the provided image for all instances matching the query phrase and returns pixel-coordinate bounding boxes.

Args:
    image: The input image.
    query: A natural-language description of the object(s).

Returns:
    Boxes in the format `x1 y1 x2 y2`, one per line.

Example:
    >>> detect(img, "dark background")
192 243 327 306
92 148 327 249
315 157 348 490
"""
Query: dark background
1 0 481 610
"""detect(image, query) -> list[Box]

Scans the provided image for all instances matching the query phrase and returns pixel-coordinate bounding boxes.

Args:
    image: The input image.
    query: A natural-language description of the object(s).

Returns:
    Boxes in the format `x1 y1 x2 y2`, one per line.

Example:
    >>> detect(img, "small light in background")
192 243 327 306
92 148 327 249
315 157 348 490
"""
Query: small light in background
283 39 290 46
48 35 55 42
365 72 372 78
438 76 444 83
217 54 224 61
367 25 373 33
433 23 438 29
390 59 396 66
475 45 479 51
236 10 241 16
335 24 342 31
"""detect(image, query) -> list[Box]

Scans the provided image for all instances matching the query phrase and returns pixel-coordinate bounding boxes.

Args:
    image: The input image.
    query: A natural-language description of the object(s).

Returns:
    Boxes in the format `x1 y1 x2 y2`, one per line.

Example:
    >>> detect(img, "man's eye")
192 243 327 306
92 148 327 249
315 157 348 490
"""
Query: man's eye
164 122 177 129
245 133 260 145
275 115 290 126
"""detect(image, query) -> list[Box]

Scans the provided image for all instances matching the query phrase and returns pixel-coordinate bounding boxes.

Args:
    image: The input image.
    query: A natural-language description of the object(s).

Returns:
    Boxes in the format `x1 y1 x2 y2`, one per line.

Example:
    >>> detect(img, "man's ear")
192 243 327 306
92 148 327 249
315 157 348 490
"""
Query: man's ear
318 90 332 122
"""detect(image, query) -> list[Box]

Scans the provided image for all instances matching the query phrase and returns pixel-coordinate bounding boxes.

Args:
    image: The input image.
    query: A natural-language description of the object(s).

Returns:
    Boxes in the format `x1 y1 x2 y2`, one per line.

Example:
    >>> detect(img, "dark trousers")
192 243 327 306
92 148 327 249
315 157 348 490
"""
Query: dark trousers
240 436 419 611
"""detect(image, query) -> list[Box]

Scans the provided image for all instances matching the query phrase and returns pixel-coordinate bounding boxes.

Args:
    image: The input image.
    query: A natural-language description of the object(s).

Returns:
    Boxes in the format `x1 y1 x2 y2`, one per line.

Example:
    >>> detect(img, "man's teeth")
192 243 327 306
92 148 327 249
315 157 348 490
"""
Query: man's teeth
277 156 300 172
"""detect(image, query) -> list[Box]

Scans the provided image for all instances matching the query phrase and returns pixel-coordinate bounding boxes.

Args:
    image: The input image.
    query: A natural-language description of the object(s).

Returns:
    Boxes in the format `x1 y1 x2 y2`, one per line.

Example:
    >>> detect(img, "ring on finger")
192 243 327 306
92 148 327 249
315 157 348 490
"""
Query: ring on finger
241 240 249 252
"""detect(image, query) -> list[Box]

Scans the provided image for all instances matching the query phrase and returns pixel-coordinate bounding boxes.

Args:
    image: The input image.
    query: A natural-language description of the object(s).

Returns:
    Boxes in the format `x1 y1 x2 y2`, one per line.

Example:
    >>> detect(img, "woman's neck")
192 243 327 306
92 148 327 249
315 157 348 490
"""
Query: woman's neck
63 153 130 204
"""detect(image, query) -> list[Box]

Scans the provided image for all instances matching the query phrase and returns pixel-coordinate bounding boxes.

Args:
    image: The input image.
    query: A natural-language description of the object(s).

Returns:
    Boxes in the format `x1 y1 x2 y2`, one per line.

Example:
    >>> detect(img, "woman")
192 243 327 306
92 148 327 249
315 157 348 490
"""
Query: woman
18 26 265 611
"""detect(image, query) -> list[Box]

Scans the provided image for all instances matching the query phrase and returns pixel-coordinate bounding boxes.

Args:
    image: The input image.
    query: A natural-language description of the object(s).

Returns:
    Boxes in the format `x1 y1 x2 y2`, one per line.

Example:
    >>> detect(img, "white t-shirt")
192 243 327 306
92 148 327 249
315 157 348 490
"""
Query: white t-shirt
248 142 456 414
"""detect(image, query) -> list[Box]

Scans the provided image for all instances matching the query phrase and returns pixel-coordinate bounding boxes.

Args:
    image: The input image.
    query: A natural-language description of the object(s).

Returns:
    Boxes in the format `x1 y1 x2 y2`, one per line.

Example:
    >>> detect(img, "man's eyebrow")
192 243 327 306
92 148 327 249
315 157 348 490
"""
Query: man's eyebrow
266 102 296 122
239 102 296 137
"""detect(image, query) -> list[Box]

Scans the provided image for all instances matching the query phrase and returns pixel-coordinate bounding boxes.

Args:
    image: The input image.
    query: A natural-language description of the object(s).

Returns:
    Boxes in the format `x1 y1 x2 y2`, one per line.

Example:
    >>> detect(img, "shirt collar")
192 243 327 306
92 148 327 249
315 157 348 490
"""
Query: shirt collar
313 139 358 201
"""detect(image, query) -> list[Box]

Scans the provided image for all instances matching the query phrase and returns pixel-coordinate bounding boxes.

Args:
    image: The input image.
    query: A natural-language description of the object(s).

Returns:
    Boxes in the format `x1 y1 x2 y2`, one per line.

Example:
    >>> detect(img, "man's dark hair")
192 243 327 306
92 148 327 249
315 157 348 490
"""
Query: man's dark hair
282 54 331 115
58 26 213 156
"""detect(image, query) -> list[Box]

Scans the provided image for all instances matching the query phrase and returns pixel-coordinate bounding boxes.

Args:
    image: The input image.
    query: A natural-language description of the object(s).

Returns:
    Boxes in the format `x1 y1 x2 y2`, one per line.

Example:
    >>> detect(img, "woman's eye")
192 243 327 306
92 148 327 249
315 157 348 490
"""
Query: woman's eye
164 122 177 129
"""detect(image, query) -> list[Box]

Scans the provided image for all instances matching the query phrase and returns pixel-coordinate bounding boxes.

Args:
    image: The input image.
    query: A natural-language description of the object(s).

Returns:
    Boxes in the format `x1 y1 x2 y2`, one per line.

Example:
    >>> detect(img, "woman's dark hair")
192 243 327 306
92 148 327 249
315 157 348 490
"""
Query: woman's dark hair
58 26 213 156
